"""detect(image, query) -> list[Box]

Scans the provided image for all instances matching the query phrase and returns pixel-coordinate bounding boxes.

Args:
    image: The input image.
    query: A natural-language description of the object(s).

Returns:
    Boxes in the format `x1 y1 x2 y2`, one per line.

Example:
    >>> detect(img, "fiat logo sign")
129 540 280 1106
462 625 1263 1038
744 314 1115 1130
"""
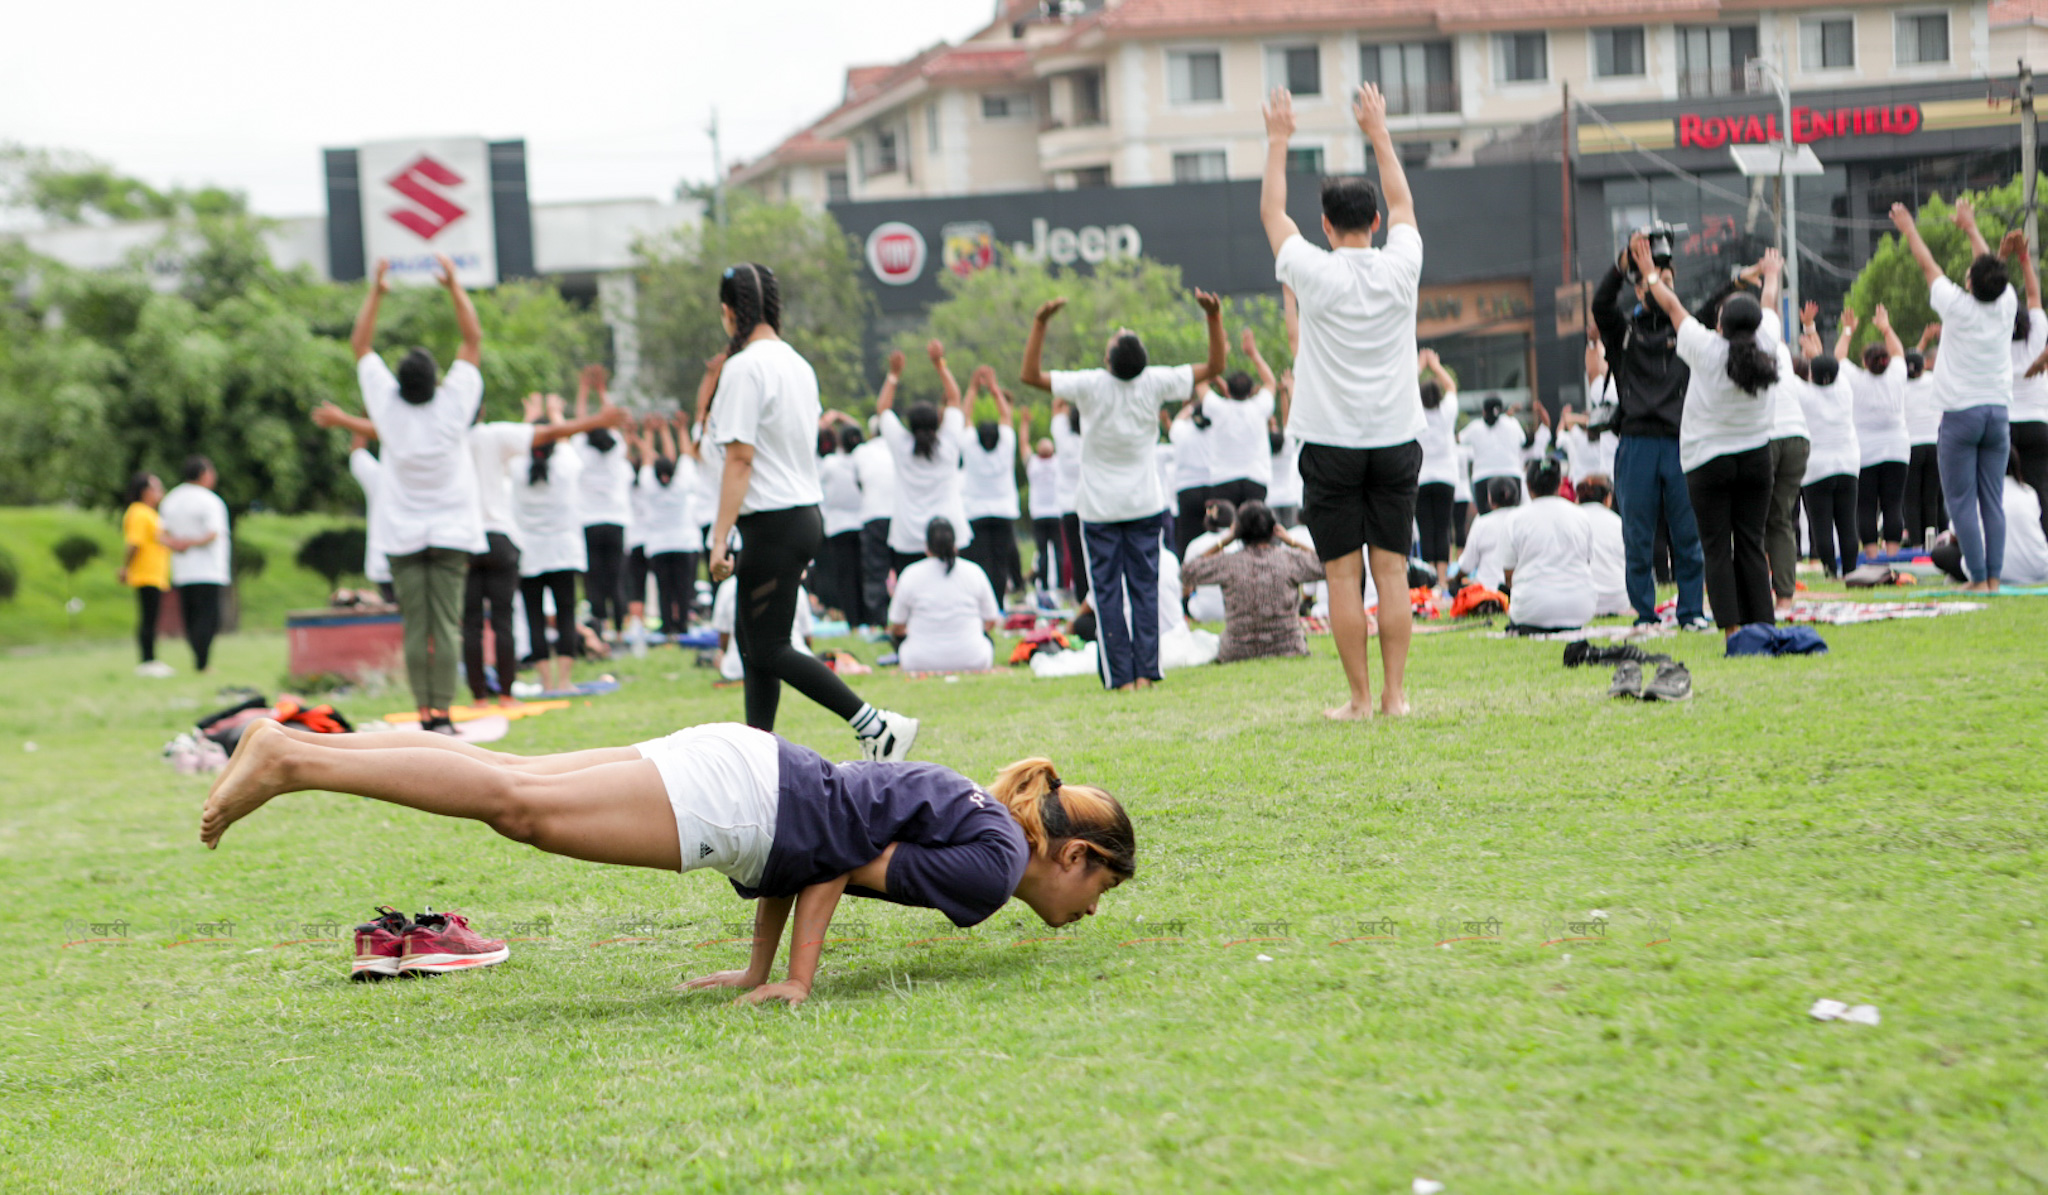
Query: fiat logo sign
865 222 927 286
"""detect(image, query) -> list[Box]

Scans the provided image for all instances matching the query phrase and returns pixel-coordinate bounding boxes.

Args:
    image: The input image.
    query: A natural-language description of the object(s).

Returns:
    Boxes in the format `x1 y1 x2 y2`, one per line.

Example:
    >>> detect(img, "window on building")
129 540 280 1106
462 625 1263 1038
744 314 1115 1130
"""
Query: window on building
1172 150 1228 183
1676 24 1760 96
1286 147 1325 175
981 91 1035 120
1360 41 1458 115
1494 32 1548 83
1801 17 1856 69
1169 49 1224 104
1896 12 1949 64
825 170 849 203
1593 27 1646 77
1072 165 1111 188
873 128 898 175
1073 70 1106 126
1266 45 1322 96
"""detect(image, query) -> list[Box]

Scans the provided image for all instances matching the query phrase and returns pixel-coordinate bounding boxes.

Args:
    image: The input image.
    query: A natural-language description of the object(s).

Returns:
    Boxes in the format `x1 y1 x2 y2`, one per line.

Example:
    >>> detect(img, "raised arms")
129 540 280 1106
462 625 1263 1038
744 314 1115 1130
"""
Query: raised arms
434 253 482 366
349 260 391 361
930 339 962 411
876 349 906 415
1259 88 1303 256
1889 203 1946 286
1356 83 1414 230
1241 327 1276 393
1019 298 1066 391
1190 290 1226 385
1631 234 1691 328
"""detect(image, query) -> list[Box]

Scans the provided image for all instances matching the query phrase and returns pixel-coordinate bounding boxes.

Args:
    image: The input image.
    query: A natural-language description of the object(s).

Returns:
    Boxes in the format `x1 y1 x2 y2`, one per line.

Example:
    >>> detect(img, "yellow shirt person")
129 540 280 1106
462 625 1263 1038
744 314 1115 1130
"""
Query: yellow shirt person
122 501 171 590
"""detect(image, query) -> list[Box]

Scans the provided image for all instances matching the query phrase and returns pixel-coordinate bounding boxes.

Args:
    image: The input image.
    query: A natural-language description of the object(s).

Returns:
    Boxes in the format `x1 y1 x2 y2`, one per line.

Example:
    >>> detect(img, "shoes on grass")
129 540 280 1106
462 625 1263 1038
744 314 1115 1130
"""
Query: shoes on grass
858 710 919 763
135 660 175 678
1564 641 1672 669
351 906 411 981
1679 616 1716 632
1642 661 1693 701
1608 661 1643 699
420 716 460 736
400 909 509 975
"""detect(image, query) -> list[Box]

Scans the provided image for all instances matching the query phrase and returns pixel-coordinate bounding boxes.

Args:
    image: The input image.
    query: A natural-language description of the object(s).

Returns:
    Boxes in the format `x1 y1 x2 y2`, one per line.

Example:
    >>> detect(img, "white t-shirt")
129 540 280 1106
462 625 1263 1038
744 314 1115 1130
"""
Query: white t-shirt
1418 401 1459 486
1025 453 1062 520
1182 529 1239 622
1169 414 1209 491
707 340 825 515
1051 415 1083 512
2011 308 2048 422
1459 415 1525 482
851 437 896 524
158 482 231 586
692 429 724 533
1453 444 1474 503
348 448 393 584
819 452 865 537
1204 389 1275 486
1769 327 1811 442
468 422 536 544
644 460 704 555
1275 227 1427 449
961 424 1021 520
880 407 974 555
571 435 635 528
1500 495 1596 629
359 355 486 555
888 556 999 673
711 578 812 680
1799 376 1861 484
627 464 654 551
1456 506 1517 591
1581 501 1629 616
1268 435 1304 509
1904 374 1943 445
1155 442 1175 502
1849 358 1910 466
1048 364 1191 523
1674 315 1778 472
2002 478 2048 584
510 448 587 576
1558 427 1603 484
1929 277 2018 411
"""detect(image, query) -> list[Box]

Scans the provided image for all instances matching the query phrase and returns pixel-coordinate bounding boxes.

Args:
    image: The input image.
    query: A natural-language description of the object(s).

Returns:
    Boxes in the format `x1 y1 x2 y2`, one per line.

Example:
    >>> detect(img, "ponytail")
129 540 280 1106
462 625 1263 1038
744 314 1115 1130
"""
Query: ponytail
528 431 554 485
908 402 941 461
926 517 958 574
988 758 1136 880
1717 294 1779 396
717 262 782 359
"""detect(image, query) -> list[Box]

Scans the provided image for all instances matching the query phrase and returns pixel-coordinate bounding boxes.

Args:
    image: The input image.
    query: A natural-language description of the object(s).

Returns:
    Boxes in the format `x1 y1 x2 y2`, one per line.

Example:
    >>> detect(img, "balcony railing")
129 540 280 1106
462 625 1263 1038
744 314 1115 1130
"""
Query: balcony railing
1382 80 1459 117
1677 66 1758 98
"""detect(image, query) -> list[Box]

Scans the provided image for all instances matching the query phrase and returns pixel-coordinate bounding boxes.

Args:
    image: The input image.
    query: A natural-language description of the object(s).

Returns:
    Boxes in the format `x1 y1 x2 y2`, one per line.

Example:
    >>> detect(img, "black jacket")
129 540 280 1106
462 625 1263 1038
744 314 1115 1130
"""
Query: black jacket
1592 265 1688 439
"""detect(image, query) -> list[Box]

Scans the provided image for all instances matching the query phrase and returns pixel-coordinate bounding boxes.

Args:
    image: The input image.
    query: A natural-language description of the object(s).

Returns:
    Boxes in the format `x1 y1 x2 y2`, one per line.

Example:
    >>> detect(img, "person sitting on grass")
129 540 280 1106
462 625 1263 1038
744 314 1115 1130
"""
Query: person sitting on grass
1575 475 1630 618
197 718 1133 1007
1180 499 1326 664
1500 458 1597 634
888 518 1000 674
1182 498 1238 623
1452 477 1522 592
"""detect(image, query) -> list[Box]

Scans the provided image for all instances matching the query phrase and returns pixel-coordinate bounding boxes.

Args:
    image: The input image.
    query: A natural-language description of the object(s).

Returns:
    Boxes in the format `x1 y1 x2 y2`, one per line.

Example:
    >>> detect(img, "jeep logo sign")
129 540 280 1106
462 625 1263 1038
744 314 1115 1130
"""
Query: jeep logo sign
1011 217 1142 266
865 222 927 286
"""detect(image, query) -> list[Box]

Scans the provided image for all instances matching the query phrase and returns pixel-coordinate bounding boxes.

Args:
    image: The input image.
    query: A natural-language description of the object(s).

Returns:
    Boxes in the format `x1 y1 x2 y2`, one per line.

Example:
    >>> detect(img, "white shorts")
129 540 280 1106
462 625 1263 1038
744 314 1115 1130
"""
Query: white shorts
633 723 779 887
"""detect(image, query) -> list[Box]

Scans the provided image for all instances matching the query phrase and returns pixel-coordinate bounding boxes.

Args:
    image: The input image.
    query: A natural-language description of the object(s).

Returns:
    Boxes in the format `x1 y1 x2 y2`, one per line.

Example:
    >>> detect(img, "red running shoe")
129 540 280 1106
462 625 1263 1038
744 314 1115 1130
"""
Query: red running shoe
400 909 509 975
351 906 410 982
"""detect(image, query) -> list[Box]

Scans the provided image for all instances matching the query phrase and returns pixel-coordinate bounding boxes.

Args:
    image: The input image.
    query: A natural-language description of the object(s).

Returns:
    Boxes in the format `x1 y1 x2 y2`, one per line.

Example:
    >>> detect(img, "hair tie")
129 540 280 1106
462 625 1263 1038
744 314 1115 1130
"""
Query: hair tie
1047 775 1062 792
1041 776 1071 838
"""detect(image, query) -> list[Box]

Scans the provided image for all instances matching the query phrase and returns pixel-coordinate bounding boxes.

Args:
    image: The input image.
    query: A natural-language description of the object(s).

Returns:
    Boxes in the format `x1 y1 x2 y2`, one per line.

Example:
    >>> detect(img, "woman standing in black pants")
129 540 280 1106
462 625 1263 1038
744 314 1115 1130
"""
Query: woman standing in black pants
1838 308 1910 561
1797 351 1862 576
1902 347 1945 546
1415 349 1461 588
1638 239 1780 632
703 263 918 761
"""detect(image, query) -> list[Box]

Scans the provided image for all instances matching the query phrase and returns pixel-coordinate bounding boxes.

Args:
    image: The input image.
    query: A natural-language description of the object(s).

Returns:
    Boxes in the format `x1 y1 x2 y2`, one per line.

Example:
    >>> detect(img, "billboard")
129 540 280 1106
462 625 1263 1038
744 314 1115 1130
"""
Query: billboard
357 137 498 287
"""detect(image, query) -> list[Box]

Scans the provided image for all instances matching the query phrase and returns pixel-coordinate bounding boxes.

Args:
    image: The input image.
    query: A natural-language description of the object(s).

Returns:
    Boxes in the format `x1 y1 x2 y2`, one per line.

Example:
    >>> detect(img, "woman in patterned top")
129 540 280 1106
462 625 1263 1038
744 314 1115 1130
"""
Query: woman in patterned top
1180 499 1326 663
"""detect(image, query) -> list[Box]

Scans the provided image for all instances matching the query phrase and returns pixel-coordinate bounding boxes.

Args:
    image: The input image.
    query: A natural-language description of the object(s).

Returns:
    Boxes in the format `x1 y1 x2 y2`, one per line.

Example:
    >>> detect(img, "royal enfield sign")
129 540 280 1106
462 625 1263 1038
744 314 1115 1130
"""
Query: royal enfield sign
1677 104 1922 149
865 222 928 286
357 137 498 288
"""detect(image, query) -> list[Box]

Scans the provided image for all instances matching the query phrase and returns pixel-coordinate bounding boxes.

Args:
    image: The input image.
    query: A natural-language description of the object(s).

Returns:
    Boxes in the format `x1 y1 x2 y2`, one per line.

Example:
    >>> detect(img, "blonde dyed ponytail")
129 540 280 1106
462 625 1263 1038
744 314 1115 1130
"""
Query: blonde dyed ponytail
989 757 1137 880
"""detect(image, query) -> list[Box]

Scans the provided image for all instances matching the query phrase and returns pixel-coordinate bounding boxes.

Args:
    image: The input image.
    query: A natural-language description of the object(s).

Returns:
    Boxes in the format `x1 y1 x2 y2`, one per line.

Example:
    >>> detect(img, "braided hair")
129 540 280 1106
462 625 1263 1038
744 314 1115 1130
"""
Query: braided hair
718 263 781 359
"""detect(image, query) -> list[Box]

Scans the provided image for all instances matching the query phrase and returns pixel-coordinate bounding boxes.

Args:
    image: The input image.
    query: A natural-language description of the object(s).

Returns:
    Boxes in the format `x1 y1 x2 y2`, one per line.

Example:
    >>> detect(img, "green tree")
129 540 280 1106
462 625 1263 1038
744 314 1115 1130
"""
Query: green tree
295 526 367 589
884 253 1291 421
633 195 872 408
2 144 245 224
1841 175 2047 355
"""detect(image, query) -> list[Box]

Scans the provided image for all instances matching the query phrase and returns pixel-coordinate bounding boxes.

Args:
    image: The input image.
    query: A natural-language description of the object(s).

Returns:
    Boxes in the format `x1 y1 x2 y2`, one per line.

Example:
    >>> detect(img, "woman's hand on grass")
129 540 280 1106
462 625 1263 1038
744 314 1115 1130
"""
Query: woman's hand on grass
678 969 761 993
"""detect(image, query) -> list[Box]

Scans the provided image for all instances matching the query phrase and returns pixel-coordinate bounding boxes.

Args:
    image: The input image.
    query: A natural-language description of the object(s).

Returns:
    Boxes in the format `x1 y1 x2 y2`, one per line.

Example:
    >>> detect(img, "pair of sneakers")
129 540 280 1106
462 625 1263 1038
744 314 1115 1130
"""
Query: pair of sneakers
351 906 509 981
856 709 919 763
1609 659 1691 701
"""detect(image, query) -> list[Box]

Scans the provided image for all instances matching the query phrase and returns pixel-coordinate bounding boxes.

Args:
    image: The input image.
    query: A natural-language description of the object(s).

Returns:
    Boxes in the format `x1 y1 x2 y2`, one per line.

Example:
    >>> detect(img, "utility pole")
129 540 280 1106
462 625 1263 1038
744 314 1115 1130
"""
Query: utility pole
707 106 727 227
1771 50 1799 322
2022 61 2038 257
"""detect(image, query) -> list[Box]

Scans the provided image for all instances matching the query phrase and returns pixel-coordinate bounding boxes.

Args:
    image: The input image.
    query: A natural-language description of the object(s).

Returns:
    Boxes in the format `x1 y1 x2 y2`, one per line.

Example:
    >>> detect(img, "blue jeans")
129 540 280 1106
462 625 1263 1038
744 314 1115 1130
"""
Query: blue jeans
1614 435 1706 622
1936 404 2010 582
1081 512 1167 689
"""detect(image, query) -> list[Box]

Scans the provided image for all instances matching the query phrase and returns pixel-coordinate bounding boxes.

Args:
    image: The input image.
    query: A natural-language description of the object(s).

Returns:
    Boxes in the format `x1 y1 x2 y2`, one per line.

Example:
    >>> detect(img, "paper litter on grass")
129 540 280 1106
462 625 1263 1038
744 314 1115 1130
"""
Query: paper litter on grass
1786 599 1984 625
1809 998 1880 1024
1414 1179 1446 1194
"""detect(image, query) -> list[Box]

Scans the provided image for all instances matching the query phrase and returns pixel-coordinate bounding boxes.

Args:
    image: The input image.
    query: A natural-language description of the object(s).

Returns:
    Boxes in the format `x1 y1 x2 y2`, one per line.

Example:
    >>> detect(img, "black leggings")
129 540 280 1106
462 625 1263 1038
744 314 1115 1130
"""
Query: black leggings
1903 444 1946 546
1453 500 1471 548
1803 473 1860 575
966 517 1022 607
734 505 864 730
1857 460 1908 546
464 532 520 700
177 583 222 672
136 585 163 663
649 551 697 634
2012 421 2048 542
1175 486 1211 561
519 570 580 660
627 546 650 611
1060 512 1089 600
822 530 865 623
582 524 628 634
1686 447 1775 629
1415 482 1456 563
1032 517 1062 589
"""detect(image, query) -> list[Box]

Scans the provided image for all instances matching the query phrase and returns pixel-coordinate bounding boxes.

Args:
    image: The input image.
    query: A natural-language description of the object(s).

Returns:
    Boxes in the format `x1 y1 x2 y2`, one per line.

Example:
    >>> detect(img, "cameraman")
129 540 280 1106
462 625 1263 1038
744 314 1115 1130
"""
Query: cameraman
1591 228 1708 628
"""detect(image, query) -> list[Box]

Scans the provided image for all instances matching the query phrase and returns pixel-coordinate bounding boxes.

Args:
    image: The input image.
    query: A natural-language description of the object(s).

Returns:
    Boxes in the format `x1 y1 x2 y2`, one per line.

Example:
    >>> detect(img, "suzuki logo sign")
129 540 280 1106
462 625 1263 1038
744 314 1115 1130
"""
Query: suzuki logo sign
865 222 928 286
385 155 469 241
358 137 499 288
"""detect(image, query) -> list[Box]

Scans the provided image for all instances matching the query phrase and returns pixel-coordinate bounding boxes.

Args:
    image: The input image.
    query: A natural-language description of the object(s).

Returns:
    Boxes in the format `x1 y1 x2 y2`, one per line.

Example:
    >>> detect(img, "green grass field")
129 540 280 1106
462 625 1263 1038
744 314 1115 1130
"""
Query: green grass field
2 593 2043 1192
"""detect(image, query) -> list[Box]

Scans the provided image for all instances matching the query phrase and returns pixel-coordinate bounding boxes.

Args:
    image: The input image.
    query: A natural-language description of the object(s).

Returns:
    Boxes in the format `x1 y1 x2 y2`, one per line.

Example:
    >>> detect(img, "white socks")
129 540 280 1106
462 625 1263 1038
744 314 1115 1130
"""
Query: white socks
849 704 885 738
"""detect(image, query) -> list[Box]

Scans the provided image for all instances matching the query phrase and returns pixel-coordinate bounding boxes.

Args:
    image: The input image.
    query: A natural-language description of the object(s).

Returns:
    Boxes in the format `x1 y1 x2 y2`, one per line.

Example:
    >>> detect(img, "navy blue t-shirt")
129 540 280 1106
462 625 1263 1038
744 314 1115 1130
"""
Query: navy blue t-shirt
731 739 1030 928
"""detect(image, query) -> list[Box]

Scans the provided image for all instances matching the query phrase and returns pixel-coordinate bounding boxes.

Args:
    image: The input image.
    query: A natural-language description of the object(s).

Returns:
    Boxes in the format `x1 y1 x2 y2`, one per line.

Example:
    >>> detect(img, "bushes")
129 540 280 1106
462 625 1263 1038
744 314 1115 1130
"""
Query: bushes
294 526 367 588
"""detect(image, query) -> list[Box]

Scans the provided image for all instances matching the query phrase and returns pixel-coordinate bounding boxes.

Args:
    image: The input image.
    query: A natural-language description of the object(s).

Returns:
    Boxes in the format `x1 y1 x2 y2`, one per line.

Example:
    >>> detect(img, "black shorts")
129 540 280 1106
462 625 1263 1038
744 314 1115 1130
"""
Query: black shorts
1298 439 1423 562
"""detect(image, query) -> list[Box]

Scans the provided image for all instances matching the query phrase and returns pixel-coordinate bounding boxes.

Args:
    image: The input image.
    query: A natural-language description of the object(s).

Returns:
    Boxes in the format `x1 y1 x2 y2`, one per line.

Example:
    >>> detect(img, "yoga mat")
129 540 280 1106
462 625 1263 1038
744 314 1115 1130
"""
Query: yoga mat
380 700 571 725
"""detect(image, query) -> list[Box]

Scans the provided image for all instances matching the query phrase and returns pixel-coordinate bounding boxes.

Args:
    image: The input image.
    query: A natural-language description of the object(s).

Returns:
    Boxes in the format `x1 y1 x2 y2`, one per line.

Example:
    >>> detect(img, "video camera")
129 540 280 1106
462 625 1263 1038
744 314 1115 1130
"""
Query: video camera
1619 221 1684 285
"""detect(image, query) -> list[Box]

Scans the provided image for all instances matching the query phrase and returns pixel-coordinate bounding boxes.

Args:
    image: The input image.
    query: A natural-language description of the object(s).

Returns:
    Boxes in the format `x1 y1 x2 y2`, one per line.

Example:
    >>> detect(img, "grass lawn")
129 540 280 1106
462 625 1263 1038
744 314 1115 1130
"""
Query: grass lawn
1 592 2043 1192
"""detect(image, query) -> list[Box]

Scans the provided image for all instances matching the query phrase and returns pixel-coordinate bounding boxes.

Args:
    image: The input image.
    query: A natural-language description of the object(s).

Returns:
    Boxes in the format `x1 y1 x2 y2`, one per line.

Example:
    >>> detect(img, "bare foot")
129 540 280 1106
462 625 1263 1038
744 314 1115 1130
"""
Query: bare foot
1324 700 1373 721
1134 678 1155 691
199 720 296 849
1378 696 1411 717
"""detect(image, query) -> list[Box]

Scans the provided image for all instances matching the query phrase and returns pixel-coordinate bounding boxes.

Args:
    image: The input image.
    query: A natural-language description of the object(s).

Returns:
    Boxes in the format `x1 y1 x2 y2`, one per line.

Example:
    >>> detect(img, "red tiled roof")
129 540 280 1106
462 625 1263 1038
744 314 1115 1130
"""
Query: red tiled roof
1085 0 1886 34
1991 0 2048 25
844 65 897 98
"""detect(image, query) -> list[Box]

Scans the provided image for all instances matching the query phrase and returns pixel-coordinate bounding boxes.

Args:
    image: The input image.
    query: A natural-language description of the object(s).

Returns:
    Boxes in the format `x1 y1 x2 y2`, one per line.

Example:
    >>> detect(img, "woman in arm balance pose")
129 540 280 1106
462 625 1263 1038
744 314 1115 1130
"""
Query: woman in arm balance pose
198 719 1132 1006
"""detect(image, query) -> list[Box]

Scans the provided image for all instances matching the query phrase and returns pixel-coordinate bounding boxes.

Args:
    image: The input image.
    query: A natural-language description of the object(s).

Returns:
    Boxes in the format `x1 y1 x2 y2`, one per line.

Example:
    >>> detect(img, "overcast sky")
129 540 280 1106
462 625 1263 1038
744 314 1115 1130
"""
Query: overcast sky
3 0 991 216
